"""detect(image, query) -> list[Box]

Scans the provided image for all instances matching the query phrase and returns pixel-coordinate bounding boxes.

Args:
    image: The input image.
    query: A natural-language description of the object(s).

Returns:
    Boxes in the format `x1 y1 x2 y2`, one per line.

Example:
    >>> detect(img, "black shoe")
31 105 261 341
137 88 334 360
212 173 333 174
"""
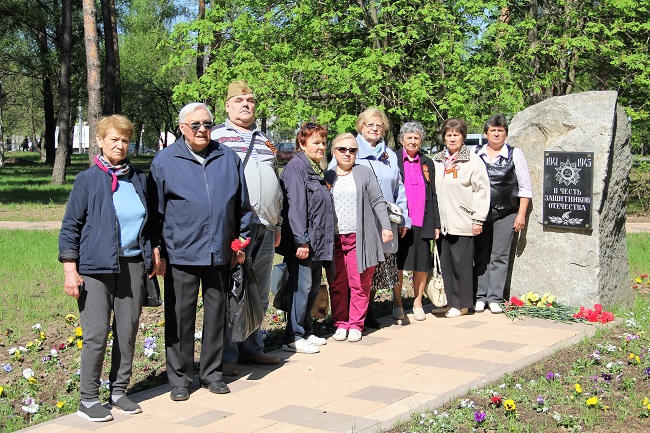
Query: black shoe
364 311 382 329
77 403 113 422
111 395 142 414
203 380 230 395
170 386 189 401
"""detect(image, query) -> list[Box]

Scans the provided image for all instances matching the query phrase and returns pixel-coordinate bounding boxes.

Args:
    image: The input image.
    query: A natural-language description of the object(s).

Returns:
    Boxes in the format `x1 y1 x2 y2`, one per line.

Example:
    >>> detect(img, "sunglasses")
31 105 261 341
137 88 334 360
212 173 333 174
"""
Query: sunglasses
304 122 318 129
336 147 358 154
364 123 384 131
182 121 214 131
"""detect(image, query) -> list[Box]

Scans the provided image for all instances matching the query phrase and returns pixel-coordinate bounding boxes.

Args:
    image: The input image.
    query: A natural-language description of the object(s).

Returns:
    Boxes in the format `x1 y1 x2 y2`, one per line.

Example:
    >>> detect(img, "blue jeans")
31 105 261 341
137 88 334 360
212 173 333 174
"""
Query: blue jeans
283 255 322 344
224 223 275 363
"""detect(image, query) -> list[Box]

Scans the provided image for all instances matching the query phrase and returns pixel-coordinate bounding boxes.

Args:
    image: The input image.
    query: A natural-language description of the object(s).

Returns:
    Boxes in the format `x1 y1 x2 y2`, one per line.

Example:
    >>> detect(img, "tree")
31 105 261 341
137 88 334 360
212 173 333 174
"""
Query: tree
82 0 102 162
52 0 73 185
102 0 121 114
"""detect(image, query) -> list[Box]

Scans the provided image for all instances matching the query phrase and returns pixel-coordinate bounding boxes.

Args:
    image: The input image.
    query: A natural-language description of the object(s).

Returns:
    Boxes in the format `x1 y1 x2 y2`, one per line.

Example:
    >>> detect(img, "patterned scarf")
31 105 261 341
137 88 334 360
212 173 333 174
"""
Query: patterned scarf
305 154 324 178
94 154 131 193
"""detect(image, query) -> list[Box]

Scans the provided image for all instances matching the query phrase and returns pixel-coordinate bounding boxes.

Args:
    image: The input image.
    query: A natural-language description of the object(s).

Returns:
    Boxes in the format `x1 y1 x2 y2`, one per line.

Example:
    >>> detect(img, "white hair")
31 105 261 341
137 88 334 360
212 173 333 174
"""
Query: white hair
178 102 213 124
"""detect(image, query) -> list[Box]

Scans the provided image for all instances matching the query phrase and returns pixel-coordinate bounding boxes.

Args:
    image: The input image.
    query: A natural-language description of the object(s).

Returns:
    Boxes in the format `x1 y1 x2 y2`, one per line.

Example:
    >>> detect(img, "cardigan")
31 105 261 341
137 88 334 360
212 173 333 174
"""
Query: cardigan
325 164 391 272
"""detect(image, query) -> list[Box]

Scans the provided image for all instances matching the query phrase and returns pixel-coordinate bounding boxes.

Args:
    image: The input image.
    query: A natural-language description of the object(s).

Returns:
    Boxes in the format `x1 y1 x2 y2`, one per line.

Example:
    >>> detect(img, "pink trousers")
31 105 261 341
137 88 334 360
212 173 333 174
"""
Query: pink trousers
328 234 375 331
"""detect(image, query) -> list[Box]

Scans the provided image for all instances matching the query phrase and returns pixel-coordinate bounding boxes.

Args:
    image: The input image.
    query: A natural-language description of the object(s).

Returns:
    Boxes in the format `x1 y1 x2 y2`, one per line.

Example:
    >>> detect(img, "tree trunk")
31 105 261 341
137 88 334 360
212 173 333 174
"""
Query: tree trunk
527 0 541 104
109 0 121 113
83 0 103 163
36 18 56 164
197 0 206 78
52 0 73 185
102 0 116 114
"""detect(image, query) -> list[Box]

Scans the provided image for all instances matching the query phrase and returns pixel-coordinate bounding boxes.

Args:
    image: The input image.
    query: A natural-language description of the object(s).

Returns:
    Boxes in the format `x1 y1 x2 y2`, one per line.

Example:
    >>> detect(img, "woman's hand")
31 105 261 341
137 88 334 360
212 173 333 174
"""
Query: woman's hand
472 223 483 236
63 261 83 300
231 250 245 268
150 247 166 277
381 229 393 243
514 213 526 232
435 228 440 240
296 243 310 260
399 227 408 238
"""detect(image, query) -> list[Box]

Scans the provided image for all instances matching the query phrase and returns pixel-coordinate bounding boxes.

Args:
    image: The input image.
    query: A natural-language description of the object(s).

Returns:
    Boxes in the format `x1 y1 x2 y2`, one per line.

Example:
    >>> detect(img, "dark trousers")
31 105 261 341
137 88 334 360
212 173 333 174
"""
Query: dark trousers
440 234 474 310
164 264 229 387
78 257 145 401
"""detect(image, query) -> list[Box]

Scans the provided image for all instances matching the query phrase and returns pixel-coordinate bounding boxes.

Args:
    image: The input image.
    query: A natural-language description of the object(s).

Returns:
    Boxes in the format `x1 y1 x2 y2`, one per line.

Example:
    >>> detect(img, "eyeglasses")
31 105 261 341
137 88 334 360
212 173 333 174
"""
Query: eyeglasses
181 121 214 131
364 123 384 131
336 147 358 154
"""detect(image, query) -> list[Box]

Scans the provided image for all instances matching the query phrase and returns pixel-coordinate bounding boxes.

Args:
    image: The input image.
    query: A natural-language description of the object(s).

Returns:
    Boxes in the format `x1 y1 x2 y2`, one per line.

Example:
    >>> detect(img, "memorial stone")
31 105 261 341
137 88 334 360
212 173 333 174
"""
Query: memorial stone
508 91 632 308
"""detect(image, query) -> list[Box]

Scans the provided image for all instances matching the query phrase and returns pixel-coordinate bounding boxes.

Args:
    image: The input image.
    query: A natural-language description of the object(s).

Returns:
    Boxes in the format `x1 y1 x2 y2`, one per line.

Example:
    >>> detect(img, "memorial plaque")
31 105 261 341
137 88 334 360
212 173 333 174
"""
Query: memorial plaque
543 151 593 229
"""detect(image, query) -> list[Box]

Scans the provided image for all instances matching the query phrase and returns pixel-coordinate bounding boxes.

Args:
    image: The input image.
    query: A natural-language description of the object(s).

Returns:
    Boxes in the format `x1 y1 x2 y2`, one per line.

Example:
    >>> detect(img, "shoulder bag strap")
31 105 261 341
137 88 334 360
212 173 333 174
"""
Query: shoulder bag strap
242 135 255 168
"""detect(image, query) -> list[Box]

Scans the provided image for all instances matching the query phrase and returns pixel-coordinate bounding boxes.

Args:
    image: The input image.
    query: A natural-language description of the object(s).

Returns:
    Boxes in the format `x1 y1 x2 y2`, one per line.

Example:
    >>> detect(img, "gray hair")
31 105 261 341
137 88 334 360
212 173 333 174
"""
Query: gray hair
399 121 426 142
178 102 213 124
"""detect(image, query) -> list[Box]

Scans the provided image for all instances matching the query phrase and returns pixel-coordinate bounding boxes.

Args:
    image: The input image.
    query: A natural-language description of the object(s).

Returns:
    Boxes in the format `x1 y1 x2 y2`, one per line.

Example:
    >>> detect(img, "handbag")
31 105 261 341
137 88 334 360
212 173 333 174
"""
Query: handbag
425 246 447 307
386 202 404 224
143 274 163 307
229 259 264 342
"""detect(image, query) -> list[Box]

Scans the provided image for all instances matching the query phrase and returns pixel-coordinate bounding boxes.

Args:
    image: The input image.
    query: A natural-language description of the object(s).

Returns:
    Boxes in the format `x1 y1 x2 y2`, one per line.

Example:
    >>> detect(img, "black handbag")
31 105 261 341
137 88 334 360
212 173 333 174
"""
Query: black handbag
229 259 264 342
143 274 163 307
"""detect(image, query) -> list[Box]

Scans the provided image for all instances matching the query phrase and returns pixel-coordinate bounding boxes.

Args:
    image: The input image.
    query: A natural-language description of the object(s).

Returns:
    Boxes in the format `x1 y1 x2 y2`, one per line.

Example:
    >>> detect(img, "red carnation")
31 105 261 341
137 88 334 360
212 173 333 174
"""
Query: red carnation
510 296 524 307
231 237 251 251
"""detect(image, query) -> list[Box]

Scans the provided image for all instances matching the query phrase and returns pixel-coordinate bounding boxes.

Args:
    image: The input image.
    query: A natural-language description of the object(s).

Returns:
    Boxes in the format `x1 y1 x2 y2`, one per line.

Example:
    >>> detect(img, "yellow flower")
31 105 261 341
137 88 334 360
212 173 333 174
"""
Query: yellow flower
56 401 66 409
0 386 4 396
76 340 83 349
26 341 33 348
28 377 37 385
547 295 556 304
530 292 540 302
67 336 75 344
541 293 550 302
157 320 165 327
40 332 46 340
636 356 641 364
75 327 83 337
575 383 582 394
107 332 113 340
644 397 649 406
647 404 650 411
629 353 636 359
504 399 516 411
66 314 77 323
636 277 643 283
586 397 598 406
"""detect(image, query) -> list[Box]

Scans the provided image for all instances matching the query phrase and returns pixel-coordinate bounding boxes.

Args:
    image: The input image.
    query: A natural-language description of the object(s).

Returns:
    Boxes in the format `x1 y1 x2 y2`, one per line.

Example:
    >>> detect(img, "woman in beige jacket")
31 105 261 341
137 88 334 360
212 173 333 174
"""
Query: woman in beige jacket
433 118 490 317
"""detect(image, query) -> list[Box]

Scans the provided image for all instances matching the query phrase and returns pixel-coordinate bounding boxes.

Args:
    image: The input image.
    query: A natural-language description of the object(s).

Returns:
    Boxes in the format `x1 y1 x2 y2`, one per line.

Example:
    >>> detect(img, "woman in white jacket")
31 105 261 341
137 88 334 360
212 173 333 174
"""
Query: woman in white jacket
432 118 490 317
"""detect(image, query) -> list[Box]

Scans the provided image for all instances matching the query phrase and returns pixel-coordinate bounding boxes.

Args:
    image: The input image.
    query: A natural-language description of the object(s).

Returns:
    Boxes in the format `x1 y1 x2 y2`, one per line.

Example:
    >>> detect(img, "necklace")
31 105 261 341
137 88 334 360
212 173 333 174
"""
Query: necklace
337 168 353 176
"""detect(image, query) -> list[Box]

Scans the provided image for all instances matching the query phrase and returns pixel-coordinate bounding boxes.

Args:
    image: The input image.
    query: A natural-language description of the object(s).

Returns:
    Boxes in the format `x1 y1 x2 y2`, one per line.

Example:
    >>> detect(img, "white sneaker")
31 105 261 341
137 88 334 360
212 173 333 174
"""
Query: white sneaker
489 303 503 314
282 338 319 354
333 328 347 341
347 329 362 342
306 335 327 346
474 301 485 312
445 307 468 318
392 307 404 320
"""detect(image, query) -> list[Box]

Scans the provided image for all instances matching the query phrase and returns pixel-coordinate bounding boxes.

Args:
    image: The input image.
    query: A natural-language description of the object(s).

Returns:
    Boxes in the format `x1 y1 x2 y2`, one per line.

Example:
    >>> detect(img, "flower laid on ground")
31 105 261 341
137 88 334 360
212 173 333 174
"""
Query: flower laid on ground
573 303 614 323
21 397 39 414
474 411 486 423
230 236 251 251
504 294 583 323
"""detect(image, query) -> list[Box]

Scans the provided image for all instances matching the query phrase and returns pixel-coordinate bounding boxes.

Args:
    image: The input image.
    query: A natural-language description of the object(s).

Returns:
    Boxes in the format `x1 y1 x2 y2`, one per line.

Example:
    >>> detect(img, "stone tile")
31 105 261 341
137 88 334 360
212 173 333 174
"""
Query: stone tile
348 385 414 404
44 408 124 431
342 357 381 368
201 414 278 432
254 422 303 433
21 422 79 433
317 396 386 417
406 353 508 374
471 340 528 352
262 405 378 432
353 335 389 346
509 318 591 330
179 409 232 427
454 320 488 329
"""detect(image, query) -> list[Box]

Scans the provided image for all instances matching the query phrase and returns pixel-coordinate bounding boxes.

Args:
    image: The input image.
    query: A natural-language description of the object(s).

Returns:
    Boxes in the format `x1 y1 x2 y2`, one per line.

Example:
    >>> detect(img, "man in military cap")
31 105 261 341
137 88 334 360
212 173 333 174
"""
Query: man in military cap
211 80 282 375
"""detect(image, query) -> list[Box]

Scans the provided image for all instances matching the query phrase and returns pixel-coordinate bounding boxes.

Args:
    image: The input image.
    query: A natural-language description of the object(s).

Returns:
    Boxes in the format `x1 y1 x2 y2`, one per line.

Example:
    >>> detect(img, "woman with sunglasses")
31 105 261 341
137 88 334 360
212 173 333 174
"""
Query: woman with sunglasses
324 133 393 342
277 123 334 354
329 108 410 327
395 122 440 321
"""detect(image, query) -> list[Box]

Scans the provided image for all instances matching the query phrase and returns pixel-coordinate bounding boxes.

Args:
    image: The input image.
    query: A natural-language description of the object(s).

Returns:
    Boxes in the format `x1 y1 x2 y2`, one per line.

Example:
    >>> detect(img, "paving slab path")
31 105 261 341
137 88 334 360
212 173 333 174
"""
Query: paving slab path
20 308 599 433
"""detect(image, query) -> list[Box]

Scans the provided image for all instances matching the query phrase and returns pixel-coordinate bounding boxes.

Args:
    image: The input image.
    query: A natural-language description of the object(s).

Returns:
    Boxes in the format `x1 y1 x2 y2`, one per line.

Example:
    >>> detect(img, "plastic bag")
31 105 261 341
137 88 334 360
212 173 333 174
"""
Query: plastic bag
229 259 264 342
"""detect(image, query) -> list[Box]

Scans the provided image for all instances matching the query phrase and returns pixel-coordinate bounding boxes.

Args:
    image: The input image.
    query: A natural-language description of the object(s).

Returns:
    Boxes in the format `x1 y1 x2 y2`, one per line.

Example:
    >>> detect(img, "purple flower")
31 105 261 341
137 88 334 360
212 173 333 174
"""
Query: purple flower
2 363 11 373
474 411 486 423
143 337 157 350
42 356 51 363
546 372 555 381
645 367 650 379
536 396 545 405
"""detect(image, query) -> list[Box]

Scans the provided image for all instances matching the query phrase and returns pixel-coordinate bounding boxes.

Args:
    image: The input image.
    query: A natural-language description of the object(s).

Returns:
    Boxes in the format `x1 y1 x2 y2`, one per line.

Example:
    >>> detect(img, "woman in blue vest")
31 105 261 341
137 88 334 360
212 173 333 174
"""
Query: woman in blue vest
473 114 532 314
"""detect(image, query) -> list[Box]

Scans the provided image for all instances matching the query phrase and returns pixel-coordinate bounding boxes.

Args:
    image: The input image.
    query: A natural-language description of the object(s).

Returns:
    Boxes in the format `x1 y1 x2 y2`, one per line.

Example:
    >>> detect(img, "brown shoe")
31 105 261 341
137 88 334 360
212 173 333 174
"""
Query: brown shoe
238 353 281 365
223 363 239 376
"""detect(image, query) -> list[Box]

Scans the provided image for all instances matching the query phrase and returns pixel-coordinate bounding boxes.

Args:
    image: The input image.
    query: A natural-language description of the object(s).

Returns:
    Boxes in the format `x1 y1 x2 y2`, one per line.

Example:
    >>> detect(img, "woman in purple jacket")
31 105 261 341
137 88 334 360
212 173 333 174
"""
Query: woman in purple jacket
277 123 334 354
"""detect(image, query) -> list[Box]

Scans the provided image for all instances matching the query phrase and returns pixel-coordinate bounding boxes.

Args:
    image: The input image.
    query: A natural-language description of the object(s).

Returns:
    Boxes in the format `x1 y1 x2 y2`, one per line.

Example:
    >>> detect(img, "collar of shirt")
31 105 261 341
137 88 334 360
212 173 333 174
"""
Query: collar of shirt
477 144 509 161
402 151 420 163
